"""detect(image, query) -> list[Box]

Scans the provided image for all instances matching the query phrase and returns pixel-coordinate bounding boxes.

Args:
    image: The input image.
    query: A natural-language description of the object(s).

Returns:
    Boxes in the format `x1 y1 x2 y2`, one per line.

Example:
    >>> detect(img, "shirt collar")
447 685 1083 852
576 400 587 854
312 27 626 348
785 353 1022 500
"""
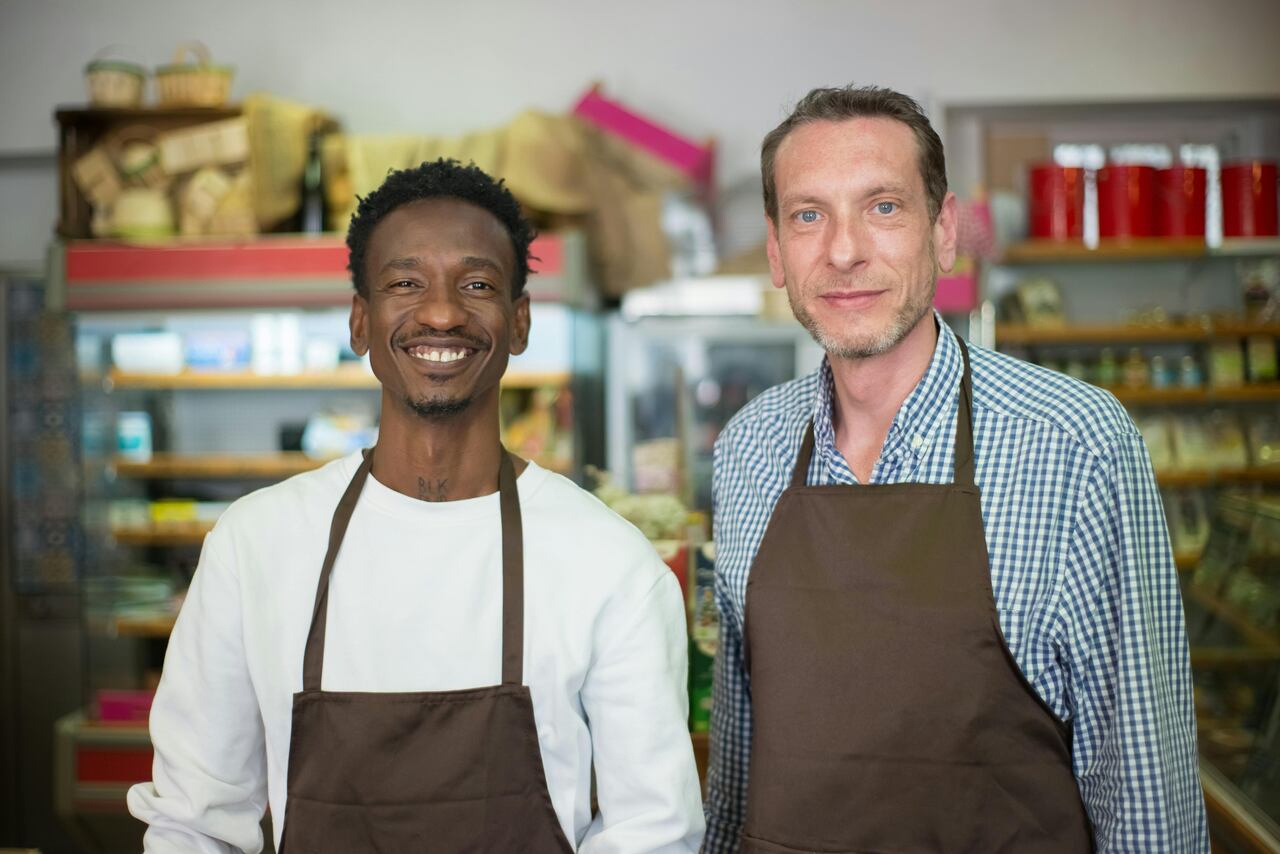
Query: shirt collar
812 312 965 466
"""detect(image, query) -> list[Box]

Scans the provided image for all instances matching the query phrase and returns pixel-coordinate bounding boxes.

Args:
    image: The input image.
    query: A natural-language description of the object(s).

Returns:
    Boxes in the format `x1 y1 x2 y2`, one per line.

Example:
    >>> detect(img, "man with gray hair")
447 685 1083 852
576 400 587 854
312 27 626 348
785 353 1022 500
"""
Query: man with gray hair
704 85 1207 852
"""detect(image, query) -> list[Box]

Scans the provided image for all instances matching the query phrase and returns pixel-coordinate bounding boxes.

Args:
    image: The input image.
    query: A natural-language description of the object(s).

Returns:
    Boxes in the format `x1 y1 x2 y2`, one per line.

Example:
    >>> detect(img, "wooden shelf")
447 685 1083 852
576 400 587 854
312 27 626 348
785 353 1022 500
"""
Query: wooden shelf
113 614 177 638
997 324 1211 345
113 452 573 481
111 521 213 546
1001 238 1209 263
1156 469 1280 488
113 452 331 480
104 368 571 391
1186 586 1280 652
998 322 1280 346
1190 646 1280 669
1106 384 1280 405
999 237 1280 264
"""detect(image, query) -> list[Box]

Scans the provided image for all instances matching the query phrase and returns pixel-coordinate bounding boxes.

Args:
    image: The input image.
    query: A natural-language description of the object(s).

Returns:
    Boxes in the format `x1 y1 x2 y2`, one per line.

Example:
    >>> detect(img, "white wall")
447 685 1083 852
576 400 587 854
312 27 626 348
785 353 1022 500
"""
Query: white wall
2 0 1279 264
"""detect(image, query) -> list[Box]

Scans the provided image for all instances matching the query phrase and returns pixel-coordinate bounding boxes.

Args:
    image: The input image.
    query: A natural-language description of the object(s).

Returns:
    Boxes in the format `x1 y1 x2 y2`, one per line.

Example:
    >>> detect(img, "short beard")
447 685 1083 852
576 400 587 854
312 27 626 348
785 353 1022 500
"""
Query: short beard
405 394 472 420
791 285 933 359
789 243 938 360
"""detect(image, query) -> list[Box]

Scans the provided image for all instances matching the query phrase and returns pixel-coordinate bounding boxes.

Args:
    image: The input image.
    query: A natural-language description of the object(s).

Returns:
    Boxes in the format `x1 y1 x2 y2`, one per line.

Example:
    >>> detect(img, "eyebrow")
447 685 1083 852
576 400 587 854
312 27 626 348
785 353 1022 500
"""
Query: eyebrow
378 255 506 274
780 183 914 210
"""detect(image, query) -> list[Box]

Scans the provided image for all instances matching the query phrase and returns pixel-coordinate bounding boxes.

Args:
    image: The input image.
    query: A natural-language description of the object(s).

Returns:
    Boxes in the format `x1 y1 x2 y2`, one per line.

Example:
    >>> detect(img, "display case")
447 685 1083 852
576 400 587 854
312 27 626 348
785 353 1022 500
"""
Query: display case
1186 492 1280 850
51 233 601 848
606 310 824 514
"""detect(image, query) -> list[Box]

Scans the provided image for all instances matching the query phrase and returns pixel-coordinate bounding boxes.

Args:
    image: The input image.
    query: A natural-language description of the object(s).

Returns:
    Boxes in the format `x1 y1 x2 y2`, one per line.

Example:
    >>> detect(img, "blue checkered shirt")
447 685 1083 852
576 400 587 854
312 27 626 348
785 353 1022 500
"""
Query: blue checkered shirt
703 317 1208 853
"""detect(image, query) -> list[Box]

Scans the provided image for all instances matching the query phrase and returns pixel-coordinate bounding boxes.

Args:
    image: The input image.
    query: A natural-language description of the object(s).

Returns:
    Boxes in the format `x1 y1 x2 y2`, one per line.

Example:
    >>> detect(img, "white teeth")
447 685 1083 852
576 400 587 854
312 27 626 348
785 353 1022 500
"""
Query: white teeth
409 347 469 364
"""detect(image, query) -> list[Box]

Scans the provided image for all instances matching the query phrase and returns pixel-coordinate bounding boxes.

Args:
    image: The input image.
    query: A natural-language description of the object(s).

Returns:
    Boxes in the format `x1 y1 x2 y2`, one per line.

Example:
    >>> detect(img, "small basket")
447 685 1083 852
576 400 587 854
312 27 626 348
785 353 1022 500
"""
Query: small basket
154 42 233 107
85 57 146 108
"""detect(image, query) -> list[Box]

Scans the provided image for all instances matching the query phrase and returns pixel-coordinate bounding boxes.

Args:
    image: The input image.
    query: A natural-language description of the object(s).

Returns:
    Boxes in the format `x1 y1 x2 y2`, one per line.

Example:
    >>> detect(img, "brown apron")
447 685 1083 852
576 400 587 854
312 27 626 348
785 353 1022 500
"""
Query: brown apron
740 341 1093 853
278 449 575 853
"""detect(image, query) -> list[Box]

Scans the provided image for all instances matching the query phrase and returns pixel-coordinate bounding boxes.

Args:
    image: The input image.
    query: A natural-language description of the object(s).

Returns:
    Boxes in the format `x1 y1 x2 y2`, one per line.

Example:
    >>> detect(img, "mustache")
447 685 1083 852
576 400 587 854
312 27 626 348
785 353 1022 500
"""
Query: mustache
392 327 490 349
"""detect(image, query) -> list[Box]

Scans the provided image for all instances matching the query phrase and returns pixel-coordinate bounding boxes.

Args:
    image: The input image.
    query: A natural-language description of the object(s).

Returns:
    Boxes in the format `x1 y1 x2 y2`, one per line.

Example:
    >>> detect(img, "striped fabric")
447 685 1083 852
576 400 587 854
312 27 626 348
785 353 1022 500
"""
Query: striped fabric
703 316 1208 853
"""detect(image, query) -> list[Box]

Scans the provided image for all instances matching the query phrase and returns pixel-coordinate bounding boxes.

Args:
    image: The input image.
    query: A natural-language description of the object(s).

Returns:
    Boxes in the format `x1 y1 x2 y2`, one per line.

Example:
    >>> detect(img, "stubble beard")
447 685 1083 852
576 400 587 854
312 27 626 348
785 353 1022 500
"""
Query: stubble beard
788 245 938 360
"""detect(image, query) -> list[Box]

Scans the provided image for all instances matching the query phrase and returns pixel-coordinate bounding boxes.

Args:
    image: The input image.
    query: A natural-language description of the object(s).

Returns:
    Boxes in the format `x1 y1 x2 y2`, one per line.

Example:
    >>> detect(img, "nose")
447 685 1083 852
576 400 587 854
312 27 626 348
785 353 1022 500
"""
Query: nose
412 283 469 331
825 212 869 274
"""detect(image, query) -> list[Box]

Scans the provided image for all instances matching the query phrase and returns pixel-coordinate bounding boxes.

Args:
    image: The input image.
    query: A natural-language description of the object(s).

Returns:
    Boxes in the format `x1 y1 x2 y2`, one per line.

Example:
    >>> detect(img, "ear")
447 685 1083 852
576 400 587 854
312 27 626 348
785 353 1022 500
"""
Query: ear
933 192 959 274
765 215 786 290
509 292 531 357
349 293 369 356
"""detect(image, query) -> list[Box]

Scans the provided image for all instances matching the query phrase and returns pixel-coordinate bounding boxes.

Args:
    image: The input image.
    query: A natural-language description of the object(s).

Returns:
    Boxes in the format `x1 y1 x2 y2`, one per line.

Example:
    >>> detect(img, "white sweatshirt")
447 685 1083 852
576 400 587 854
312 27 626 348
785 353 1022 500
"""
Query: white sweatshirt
127 453 704 853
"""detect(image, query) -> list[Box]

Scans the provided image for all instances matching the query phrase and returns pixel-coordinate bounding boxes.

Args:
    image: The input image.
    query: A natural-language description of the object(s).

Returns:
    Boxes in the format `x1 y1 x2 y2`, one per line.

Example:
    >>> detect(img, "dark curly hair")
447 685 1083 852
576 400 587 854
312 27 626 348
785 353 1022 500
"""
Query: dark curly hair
345 158 536 298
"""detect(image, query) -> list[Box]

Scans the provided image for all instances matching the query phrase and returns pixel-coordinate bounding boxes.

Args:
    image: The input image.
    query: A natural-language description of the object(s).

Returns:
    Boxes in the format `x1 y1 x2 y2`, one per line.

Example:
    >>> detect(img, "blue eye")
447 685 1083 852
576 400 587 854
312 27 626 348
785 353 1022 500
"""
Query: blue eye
876 202 898 215
797 210 820 223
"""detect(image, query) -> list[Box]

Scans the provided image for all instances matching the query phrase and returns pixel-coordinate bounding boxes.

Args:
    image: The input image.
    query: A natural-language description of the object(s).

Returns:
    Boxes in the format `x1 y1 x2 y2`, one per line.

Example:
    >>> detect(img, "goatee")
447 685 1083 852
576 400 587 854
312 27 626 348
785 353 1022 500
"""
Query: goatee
405 394 472 420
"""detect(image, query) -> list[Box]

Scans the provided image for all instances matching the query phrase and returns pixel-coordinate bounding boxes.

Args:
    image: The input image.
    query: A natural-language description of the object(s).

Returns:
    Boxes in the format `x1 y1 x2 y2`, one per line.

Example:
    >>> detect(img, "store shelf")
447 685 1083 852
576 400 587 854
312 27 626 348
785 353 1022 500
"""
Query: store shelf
999 237 1280 264
997 322 1280 346
1186 586 1280 652
1191 646 1280 669
1157 469 1280 488
1000 238 1209 263
111 522 213 546
997 324 1211 345
1218 237 1280 257
113 614 177 638
112 452 330 479
1108 384 1280 406
54 232 582 310
114 452 573 481
104 368 571 391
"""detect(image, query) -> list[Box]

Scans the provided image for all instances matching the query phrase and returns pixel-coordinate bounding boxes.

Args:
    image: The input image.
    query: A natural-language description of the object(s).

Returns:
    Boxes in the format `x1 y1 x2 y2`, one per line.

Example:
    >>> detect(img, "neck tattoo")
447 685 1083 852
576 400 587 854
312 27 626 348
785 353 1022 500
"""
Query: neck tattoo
417 477 450 502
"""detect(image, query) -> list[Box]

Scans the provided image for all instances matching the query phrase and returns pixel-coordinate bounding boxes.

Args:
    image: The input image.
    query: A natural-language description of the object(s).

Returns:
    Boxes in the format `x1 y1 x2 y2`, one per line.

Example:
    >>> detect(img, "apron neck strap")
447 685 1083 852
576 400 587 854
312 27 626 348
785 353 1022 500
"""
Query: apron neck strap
302 448 525 693
498 450 524 686
953 338 976 488
789 338 977 489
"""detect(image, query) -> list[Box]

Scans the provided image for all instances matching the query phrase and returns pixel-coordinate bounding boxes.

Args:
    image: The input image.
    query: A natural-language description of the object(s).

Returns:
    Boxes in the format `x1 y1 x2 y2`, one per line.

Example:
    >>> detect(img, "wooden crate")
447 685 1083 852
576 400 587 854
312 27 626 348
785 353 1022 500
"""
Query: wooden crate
54 105 241 239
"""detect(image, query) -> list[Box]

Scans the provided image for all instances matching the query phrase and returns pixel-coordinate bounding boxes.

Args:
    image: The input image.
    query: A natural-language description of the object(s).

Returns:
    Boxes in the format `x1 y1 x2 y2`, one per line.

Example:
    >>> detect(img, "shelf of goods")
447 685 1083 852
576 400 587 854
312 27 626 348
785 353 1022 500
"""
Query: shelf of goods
1181 493 1280 848
950 96 1280 851
58 233 596 823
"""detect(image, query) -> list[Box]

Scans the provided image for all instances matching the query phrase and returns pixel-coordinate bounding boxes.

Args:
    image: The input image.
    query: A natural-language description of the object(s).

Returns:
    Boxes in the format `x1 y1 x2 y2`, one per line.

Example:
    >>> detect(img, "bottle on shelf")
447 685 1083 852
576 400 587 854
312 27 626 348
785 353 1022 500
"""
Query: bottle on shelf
1180 355 1203 388
1096 348 1119 387
1151 355 1173 389
298 129 325 234
1122 348 1150 389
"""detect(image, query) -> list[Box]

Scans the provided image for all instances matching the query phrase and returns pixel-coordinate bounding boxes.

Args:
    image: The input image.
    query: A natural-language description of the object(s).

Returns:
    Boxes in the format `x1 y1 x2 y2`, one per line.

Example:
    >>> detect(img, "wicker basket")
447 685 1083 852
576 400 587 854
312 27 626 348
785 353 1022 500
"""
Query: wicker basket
85 58 146 108
154 42 233 107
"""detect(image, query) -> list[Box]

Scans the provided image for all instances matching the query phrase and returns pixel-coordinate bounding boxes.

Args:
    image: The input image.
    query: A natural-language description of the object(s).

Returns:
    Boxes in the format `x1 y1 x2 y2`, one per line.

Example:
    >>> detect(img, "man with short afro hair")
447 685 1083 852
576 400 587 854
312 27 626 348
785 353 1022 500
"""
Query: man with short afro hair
129 158 705 852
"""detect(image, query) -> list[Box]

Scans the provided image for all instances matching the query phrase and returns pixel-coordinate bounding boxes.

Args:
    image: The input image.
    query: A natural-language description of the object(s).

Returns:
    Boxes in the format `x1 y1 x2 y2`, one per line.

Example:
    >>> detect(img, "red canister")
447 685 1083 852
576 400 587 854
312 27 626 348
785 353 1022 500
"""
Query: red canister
1156 166 1206 237
1098 165 1156 238
1028 164 1084 240
1222 161 1279 237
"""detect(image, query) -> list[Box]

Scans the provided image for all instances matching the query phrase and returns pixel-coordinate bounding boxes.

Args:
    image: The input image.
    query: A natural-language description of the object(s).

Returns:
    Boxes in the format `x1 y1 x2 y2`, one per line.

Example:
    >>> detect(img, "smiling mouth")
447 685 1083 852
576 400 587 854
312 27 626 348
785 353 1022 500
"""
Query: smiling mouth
406 344 477 364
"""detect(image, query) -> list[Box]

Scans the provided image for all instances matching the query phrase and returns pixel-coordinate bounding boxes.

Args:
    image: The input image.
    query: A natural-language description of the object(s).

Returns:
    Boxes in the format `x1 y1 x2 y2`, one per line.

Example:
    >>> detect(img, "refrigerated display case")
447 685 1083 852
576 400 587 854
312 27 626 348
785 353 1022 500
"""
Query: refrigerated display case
606 312 824 514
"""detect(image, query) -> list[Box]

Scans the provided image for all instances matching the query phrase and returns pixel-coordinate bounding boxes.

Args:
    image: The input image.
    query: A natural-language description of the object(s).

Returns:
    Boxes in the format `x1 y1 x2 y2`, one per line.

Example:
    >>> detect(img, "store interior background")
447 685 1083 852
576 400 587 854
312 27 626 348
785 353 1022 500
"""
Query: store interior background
3 0 1280 851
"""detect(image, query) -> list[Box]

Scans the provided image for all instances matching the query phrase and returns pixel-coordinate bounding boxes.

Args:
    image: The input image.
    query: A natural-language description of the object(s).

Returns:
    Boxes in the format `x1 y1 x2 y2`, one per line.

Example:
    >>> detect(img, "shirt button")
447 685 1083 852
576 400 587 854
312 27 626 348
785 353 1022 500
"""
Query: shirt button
912 436 925 450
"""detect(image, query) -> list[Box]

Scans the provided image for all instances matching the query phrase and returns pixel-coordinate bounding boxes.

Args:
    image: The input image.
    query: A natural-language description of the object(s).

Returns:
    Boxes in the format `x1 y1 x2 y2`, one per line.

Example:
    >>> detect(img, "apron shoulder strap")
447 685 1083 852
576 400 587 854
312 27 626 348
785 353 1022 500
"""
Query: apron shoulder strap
954 338 976 488
499 451 524 686
303 449 374 693
790 421 817 489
